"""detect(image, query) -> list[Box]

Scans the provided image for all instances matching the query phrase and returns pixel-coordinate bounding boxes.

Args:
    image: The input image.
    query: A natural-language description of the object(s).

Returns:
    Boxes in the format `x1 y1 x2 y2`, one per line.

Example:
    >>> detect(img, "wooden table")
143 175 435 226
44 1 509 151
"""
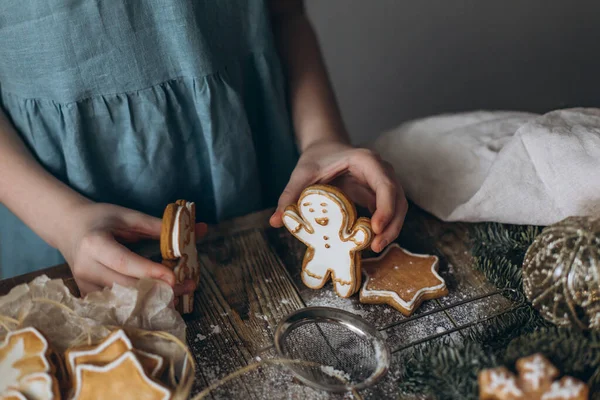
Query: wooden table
0 206 513 399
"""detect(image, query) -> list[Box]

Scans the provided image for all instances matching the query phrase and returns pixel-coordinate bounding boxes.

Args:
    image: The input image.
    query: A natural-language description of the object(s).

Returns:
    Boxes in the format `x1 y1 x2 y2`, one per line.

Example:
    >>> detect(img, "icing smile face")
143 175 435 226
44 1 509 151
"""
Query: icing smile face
315 217 329 226
300 193 344 233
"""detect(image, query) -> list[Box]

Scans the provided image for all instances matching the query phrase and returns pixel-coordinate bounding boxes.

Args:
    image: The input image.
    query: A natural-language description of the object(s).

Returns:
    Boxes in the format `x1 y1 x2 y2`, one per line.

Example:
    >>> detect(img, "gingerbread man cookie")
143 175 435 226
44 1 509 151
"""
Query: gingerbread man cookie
0 327 60 400
283 184 373 298
478 353 589 400
161 199 199 314
359 244 447 316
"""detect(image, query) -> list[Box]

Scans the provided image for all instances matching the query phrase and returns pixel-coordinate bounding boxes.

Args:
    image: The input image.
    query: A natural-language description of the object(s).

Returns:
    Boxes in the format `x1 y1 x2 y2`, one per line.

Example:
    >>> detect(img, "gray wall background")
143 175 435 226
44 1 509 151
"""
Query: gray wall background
306 1 600 144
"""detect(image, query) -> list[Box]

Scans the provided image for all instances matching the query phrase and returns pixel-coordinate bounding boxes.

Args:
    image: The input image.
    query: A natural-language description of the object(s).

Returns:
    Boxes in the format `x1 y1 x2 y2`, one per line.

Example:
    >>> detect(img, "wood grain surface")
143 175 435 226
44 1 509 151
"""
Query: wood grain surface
0 205 514 399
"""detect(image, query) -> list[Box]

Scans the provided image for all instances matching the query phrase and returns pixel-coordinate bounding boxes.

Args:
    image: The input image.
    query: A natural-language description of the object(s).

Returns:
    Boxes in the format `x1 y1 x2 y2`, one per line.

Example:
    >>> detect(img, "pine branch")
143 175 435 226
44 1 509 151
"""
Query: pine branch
399 341 497 400
504 327 600 396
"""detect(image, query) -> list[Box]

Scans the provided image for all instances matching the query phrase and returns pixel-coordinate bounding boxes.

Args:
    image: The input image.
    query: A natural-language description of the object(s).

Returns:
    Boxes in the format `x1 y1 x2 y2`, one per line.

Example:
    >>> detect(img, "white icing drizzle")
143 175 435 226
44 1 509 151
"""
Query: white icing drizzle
68 330 132 374
19 373 54 400
0 327 52 396
541 378 584 399
522 354 549 389
72 352 170 400
488 370 523 396
135 350 164 377
360 244 445 309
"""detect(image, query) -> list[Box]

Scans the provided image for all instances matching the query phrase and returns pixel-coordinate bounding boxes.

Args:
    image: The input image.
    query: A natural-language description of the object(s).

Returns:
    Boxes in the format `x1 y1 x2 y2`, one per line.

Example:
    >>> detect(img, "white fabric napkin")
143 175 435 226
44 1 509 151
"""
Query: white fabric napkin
370 108 600 226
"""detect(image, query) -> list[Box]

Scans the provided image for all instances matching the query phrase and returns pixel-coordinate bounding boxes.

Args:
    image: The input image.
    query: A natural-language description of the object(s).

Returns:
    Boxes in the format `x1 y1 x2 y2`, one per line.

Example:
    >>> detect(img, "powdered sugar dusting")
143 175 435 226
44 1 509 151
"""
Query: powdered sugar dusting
488 370 523 396
320 365 352 383
541 377 585 399
522 354 550 390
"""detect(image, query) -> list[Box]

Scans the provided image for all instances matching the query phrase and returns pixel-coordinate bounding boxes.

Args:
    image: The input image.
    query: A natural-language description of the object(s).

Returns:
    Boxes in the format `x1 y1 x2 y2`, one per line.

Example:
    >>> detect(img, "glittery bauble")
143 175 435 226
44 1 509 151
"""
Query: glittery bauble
522 216 600 330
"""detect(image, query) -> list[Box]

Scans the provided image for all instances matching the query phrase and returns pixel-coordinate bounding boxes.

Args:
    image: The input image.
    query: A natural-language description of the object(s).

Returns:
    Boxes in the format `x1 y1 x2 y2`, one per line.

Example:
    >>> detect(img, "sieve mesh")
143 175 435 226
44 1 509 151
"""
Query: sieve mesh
273 308 390 392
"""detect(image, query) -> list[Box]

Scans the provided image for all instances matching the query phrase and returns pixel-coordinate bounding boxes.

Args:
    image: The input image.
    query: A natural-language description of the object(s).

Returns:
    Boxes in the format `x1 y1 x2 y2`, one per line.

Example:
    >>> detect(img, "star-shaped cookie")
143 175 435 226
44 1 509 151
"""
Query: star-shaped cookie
359 244 448 316
66 329 164 384
73 352 170 400
0 327 60 400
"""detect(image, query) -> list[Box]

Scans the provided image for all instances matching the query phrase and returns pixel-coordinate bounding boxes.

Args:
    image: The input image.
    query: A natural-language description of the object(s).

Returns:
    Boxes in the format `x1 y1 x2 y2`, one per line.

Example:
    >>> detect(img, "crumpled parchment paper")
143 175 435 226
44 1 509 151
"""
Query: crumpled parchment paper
0 275 187 372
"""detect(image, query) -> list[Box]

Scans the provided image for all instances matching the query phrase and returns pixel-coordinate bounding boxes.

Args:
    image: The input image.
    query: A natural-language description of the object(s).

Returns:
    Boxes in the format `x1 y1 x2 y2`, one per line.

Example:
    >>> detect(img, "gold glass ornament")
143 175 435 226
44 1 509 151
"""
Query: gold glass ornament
522 216 600 330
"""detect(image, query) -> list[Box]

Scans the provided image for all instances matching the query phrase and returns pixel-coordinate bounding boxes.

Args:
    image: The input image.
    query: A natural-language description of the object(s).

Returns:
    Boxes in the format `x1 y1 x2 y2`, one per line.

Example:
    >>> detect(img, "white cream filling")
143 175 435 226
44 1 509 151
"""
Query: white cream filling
172 206 184 257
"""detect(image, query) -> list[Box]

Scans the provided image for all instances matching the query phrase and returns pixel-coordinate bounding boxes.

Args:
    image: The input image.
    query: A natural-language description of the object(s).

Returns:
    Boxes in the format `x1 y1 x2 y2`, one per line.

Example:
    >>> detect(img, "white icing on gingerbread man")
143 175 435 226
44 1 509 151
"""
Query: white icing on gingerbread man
283 185 372 297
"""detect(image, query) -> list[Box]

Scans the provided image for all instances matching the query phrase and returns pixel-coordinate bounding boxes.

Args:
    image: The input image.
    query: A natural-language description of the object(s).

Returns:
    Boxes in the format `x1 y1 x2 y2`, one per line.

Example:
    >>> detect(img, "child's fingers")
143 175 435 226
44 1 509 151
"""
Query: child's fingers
83 261 139 289
174 279 197 296
76 280 103 297
270 164 319 227
91 233 176 286
195 222 208 239
336 177 376 212
349 154 396 234
371 193 408 253
120 208 163 239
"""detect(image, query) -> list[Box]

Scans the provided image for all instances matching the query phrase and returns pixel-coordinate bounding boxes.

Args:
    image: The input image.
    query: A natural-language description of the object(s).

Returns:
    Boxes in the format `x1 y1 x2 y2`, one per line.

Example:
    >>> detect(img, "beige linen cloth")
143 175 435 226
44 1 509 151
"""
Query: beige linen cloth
371 108 600 226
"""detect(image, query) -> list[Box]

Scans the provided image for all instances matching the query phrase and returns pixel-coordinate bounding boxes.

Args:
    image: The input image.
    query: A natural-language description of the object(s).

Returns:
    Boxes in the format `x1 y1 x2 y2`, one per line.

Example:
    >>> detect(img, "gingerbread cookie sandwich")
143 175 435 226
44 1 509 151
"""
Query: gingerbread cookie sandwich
0 327 60 400
359 243 447 316
282 184 373 298
478 353 589 400
161 199 199 314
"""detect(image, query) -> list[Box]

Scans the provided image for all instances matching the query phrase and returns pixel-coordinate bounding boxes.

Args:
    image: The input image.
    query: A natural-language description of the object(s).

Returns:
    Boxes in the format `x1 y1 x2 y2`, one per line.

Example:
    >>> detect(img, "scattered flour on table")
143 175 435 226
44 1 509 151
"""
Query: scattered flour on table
306 289 368 318
210 325 221 334
194 333 207 342
281 299 291 305
435 326 446 334
254 313 269 322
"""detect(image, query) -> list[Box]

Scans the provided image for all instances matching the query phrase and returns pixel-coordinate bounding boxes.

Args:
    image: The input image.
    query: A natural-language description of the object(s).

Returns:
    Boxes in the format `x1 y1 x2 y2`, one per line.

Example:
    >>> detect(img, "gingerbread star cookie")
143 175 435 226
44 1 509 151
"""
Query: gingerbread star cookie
161 199 200 314
0 327 60 400
65 329 164 383
66 329 170 400
73 352 170 400
359 243 447 316
282 184 373 298
478 353 589 400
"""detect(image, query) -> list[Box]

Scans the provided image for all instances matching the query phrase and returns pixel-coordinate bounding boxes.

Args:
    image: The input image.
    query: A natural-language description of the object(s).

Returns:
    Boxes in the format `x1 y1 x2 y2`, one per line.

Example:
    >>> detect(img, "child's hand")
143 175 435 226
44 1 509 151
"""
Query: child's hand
270 140 407 253
57 202 203 296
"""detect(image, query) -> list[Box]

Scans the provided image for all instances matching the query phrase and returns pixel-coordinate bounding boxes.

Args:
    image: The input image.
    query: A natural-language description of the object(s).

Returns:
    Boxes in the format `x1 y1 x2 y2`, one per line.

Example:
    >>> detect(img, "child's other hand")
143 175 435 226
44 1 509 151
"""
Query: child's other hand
270 140 408 253
57 202 203 296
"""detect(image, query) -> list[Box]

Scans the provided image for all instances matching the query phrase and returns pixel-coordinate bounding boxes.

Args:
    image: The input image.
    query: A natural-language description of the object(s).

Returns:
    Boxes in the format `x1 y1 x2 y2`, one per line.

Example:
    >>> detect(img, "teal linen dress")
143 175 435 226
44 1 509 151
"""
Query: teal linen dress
0 0 299 277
